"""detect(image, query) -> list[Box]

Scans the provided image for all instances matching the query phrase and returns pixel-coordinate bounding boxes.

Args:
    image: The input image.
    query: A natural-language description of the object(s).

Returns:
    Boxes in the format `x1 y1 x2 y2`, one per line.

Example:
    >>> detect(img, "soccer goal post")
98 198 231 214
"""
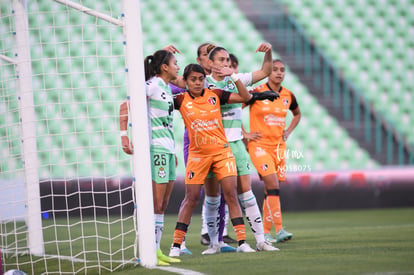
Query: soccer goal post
0 0 155 273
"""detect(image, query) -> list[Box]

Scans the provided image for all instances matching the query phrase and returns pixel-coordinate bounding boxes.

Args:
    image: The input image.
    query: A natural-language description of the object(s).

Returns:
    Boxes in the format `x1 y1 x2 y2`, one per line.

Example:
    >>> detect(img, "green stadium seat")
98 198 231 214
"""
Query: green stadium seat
1 0 385 180
280 0 413 149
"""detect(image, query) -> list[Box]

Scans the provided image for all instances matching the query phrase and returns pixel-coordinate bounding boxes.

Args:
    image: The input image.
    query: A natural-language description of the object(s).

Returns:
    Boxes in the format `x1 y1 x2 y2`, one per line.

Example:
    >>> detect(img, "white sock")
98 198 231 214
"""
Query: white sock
204 195 221 245
182 237 187 249
154 214 164 250
238 190 265 243
201 201 208 235
223 204 229 236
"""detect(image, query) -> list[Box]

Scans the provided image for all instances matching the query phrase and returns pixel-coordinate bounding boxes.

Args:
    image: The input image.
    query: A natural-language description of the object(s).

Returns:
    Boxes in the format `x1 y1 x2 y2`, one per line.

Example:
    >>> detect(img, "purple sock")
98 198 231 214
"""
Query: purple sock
218 191 226 242
183 129 189 165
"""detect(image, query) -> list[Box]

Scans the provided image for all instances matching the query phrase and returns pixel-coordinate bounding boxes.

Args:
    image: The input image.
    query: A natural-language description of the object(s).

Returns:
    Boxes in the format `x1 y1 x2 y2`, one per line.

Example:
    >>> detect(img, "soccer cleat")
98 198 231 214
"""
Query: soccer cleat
180 247 192 255
256 241 280 252
236 242 256 253
223 235 237 244
276 228 293 243
157 249 181 263
168 246 181 257
157 259 170 266
200 233 210 246
264 233 277 243
219 241 236 253
201 244 221 255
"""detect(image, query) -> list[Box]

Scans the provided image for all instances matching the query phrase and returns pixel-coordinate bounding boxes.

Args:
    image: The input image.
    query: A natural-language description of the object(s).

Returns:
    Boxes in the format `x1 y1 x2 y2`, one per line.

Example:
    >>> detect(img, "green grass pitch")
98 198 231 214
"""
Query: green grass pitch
4 208 414 274
118 207 414 275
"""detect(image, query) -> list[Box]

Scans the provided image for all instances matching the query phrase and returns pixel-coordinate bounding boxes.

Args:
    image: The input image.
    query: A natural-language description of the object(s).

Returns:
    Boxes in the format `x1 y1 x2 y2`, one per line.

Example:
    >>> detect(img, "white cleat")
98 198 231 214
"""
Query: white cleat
256 241 280 252
201 244 221 255
169 246 181 257
236 242 256 253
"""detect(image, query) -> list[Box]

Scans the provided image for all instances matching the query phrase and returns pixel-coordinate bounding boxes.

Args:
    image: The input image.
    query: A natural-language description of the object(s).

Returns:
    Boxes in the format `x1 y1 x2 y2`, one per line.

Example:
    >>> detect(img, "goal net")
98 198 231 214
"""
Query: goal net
0 0 153 273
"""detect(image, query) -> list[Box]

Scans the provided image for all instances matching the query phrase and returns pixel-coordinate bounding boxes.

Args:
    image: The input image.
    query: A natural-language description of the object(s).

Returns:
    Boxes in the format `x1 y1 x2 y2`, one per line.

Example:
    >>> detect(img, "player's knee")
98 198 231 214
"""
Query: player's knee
154 201 164 214
160 199 169 212
223 193 238 206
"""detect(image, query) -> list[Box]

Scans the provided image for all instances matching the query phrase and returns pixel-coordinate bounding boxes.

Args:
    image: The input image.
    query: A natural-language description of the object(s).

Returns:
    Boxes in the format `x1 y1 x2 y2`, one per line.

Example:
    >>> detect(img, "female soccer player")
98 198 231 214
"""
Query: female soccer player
119 49 181 266
202 45 279 252
168 64 279 257
244 59 301 243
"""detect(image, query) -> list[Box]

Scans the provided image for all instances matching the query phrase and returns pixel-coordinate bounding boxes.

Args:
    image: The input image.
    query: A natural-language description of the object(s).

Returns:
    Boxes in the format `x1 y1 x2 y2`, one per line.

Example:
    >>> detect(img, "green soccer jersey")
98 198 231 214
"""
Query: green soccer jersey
146 76 175 153
205 73 252 142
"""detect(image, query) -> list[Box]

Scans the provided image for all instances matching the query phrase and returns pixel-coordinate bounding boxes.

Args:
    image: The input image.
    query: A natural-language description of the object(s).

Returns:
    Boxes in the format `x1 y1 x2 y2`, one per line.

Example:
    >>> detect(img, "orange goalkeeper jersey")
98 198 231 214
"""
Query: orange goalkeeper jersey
174 88 232 157
249 83 298 147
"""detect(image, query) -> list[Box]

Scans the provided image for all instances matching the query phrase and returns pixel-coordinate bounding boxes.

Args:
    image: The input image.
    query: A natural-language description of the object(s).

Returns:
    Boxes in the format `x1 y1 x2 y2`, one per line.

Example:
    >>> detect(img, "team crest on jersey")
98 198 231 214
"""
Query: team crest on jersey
261 164 268 171
226 80 235 90
158 167 166 178
187 170 195 179
208 96 217 105
283 98 289 106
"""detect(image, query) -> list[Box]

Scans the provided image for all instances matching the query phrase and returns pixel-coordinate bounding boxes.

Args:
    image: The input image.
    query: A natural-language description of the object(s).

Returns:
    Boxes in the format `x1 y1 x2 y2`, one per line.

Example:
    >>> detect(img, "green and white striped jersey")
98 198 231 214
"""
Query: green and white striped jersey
205 73 252 142
146 76 175 154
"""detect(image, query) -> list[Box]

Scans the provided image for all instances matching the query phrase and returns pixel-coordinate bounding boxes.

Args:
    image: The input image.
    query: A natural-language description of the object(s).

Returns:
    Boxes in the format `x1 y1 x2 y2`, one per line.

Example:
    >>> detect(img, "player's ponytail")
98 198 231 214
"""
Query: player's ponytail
144 55 154 81
144 50 172 81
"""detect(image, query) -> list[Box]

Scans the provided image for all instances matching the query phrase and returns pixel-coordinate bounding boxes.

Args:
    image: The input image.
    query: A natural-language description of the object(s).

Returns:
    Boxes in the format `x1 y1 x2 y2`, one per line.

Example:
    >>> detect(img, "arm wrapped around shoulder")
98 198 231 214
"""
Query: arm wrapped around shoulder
246 90 280 105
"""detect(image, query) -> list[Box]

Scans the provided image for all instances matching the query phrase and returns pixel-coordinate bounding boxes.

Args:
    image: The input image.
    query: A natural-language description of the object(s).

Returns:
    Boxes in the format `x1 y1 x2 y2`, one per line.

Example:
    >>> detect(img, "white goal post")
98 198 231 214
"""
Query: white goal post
0 0 156 273
120 0 157 268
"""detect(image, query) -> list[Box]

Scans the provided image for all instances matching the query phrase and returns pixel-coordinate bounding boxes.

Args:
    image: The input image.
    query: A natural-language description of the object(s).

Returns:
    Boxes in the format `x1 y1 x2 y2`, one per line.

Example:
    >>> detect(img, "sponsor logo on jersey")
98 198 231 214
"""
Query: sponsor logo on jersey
208 96 217 105
264 114 285 126
222 111 236 118
158 167 166 178
261 164 268 171
162 121 173 129
283 98 289 106
190 118 220 131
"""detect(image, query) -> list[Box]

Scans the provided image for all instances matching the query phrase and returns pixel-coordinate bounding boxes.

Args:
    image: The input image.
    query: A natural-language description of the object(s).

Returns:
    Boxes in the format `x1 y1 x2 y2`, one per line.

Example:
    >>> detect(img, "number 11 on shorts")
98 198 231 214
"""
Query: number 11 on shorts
225 160 236 173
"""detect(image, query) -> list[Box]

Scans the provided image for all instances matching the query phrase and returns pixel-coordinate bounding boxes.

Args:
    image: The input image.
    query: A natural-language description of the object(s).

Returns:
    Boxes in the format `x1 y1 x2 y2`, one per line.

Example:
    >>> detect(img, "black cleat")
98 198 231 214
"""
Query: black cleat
223 235 237 244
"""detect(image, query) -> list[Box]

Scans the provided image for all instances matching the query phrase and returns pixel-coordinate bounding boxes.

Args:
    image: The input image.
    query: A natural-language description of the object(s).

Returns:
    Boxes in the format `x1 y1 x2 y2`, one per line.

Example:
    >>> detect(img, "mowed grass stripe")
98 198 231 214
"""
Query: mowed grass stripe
7 208 412 274
122 208 414 275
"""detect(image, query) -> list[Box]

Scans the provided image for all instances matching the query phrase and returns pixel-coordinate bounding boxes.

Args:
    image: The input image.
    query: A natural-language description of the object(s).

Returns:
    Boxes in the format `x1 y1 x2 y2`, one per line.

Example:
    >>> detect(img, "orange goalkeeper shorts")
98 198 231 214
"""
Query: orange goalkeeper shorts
248 142 286 181
185 149 237 184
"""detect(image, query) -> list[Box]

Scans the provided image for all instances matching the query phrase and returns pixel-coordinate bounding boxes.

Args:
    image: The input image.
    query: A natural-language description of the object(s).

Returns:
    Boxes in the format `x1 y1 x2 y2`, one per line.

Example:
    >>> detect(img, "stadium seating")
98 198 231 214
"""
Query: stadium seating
0 0 379 180
279 0 414 144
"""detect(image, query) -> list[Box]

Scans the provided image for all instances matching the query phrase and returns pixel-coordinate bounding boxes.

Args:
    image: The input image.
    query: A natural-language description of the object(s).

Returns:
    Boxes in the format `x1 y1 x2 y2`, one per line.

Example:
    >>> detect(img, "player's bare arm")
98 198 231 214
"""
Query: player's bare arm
283 107 301 141
119 100 133 155
227 76 253 103
251 42 273 84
